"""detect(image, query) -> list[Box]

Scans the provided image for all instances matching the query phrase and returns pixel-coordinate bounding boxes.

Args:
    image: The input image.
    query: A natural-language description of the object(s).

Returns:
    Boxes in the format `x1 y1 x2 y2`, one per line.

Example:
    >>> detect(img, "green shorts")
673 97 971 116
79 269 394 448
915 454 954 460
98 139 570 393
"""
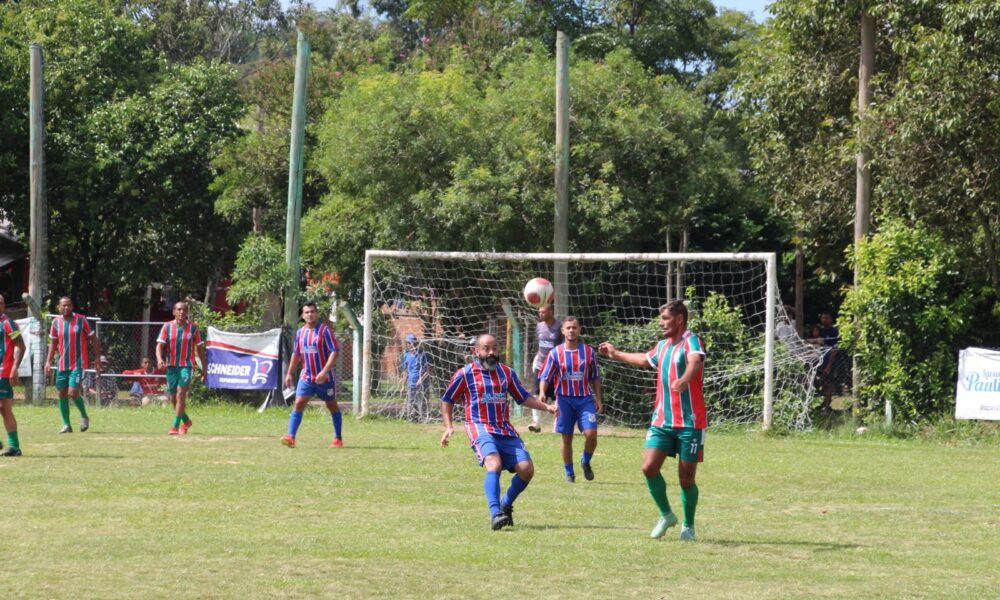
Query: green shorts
0 378 12 400
166 367 193 393
55 368 84 390
643 426 705 463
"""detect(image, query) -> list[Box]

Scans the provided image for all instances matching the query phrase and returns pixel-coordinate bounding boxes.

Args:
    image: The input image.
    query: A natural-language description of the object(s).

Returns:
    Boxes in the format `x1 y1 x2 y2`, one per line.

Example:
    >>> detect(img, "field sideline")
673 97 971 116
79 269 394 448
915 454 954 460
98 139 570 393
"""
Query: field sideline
1 405 998 599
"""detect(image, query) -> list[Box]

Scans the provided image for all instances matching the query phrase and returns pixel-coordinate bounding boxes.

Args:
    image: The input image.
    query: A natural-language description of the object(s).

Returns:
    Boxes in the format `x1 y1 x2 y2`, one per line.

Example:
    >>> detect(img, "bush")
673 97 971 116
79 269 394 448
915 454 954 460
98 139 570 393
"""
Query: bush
839 221 973 424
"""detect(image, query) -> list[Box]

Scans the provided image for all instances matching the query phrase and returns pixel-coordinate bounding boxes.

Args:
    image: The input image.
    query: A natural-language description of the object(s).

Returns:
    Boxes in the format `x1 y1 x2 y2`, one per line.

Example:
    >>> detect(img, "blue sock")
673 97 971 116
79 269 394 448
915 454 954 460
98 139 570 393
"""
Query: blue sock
484 471 502 515
564 463 575 477
501 475 529 507
582 451 593 465
288 410 303 437
331 410 343 438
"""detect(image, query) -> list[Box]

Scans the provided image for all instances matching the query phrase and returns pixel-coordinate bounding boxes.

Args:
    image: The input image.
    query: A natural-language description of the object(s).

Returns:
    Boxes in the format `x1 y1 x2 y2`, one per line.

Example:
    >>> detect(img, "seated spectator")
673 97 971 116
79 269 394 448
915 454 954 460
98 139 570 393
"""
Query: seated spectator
123 357 165 403
83 356 118 406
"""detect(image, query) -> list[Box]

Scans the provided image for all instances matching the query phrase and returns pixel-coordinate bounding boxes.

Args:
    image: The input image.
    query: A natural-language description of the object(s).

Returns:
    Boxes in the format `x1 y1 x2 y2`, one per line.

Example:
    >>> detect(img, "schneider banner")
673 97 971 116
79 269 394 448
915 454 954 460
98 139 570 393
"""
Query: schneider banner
955 347 1000 420
206 327 281 390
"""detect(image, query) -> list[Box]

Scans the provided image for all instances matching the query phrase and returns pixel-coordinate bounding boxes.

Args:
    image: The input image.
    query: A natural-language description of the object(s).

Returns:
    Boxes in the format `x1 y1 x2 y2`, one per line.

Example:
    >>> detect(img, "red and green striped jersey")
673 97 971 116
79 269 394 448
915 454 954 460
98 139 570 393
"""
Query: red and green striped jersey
645 331 707 429
157 320 203 368
1 315 22 378
49 313 94 371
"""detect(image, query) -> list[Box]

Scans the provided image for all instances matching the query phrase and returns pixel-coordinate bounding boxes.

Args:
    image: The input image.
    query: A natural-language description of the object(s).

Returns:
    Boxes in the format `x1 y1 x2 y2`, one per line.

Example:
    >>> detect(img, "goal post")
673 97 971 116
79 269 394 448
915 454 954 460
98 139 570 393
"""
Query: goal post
361 250 821 431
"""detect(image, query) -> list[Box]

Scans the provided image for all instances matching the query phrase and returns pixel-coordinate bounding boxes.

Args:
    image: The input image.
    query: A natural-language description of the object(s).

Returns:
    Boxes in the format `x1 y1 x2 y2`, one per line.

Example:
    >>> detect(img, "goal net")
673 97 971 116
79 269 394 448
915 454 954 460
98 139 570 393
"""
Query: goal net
361 251 826 431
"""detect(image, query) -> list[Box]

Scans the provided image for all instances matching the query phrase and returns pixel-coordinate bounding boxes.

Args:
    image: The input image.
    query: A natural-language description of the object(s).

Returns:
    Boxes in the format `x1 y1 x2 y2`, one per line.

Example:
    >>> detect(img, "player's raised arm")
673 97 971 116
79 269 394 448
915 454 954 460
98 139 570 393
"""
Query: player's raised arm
597 341 651 368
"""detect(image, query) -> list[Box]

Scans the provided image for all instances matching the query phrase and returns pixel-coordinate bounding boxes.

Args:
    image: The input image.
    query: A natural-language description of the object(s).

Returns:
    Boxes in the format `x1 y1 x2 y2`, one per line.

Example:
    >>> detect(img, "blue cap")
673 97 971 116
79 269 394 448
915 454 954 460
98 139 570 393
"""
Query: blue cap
406 334 417 343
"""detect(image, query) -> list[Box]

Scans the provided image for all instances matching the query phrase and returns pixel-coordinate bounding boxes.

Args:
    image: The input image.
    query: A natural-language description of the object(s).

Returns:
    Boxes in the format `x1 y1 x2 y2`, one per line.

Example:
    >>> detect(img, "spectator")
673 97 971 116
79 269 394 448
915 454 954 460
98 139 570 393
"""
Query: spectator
400 334 430 422
84 356 118 406
123 357 165 404
815 312 840 416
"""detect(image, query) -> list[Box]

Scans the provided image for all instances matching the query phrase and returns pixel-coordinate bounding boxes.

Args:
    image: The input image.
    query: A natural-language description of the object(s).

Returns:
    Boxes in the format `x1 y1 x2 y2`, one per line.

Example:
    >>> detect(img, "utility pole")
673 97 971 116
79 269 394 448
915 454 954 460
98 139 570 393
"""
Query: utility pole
553 31 570 318
854 13 875 416
27 43 47 405
283 30 310 331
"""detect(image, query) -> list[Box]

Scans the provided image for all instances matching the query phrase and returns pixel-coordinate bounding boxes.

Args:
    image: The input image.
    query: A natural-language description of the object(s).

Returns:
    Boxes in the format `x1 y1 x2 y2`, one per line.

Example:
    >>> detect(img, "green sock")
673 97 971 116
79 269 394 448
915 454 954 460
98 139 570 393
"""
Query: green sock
181 412 191 424
645 473 673 516
172 415 182 428
58 398 71 427
73 396 89 419
681 484 699 527
7 431 19 449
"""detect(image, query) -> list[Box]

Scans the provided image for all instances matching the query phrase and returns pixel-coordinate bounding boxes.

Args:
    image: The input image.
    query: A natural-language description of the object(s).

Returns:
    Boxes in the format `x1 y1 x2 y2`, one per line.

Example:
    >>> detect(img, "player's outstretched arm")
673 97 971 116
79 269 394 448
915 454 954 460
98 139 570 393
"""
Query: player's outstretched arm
440 401 455 447
597 342 650 368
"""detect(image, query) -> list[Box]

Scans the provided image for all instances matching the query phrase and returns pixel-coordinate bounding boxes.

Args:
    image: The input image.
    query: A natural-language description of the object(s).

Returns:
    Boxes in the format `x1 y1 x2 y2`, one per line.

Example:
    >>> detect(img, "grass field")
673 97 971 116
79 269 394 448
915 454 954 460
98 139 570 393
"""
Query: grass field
2 405 998 599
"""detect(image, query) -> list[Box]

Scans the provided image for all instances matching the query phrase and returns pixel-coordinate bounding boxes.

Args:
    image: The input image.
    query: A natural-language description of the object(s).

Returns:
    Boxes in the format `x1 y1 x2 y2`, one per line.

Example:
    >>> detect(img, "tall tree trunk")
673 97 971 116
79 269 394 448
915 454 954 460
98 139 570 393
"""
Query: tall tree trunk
977 208 1000 296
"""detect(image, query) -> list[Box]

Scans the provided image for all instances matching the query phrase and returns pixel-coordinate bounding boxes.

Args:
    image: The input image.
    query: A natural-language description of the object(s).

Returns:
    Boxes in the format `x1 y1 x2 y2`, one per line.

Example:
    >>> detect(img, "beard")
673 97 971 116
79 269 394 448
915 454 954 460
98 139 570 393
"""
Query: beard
480 356 498 371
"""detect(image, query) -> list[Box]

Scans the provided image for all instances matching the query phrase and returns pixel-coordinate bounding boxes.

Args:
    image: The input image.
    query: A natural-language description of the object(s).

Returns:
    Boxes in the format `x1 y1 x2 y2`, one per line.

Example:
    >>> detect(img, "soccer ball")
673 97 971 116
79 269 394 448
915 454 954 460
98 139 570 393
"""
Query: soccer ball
523 277 554 308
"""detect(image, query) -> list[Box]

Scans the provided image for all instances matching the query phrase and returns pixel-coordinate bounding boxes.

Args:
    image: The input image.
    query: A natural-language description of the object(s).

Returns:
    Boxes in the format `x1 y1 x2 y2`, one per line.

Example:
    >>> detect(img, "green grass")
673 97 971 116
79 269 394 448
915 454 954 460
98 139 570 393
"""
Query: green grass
2 405 998 599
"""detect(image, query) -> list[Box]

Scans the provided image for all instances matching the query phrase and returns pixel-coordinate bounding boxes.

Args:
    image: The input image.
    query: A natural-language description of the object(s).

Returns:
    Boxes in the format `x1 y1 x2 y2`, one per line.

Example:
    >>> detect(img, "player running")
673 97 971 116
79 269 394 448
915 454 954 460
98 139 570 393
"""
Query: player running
281 302 343 448
599 300 706 542
45 296 100 433
538 316 602 483
156 301 207 435
440 334 558 530
0 294 26 456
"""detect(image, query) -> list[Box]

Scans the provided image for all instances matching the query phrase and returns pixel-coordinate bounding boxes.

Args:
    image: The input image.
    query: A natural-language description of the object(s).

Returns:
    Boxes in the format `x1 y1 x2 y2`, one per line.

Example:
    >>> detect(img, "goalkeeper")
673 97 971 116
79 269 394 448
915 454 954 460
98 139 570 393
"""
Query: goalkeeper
440 334 558 531
598 300 705 542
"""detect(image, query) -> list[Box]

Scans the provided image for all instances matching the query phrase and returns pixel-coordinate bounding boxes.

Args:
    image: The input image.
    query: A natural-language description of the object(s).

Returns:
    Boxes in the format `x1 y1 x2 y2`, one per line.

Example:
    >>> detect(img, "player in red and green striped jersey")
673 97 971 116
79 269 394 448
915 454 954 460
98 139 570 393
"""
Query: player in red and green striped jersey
45 297 101 433
599 300 706 542
0 294 27 456
156 301 207 435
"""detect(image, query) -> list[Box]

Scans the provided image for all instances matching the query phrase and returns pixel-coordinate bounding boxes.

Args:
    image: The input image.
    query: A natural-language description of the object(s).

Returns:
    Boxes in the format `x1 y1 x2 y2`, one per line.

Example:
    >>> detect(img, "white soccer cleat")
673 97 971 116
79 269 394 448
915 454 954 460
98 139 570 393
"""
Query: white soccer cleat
650 512 678 539
680 525 696 541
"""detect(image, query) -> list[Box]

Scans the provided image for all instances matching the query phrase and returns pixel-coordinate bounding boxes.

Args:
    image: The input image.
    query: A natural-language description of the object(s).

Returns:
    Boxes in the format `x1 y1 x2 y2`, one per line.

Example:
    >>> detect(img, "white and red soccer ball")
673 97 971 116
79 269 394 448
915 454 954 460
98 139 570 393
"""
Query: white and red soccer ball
523 277 554 308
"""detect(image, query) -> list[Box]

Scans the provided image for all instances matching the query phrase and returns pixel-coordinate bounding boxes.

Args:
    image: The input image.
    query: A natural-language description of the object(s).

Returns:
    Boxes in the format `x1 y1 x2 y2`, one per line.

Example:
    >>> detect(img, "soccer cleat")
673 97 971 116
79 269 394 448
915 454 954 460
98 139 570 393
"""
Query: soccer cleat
59 425 73 434
490 512 512 531
565 474 576 484
582 462 594 481
180 420 193 435
168 427 180 436
680 525 696 541
527 423 541 433
80 418 90 432
500 502 514 527
281 434 296 448
0 447 22 457
330 438 343 448
650 512 679 539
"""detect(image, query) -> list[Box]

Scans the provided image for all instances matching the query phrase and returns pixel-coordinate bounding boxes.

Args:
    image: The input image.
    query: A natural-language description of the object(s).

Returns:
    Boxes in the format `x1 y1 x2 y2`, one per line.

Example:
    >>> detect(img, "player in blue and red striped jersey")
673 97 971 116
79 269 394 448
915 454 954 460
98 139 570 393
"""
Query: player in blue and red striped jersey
281 302 343 448
45 297 101 433
538 316 603 483
156 301 207 435
0 294 27 456
440 334 558 530
599 300 706 542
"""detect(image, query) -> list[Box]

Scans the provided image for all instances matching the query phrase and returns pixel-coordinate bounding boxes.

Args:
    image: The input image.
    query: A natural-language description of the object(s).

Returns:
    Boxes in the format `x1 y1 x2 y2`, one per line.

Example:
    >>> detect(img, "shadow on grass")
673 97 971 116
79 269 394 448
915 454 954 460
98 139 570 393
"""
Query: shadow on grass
704 538 863 551
513 523 637 532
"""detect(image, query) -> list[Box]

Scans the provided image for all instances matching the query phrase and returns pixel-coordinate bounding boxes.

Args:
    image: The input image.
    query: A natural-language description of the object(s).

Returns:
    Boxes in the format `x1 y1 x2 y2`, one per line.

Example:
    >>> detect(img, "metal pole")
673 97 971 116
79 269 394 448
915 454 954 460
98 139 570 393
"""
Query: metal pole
854 13 874 418
283 30 310 331
762 253 777 430
361 252 374 417
553 31 570 318
28 43 47 405
339 303 364 415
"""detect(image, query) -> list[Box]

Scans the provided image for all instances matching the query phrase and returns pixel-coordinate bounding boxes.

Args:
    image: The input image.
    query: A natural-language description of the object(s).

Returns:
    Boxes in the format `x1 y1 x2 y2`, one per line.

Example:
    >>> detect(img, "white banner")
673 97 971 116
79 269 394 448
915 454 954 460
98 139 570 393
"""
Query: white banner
205 327 281 390
14 317 42 378
955 347 1000 420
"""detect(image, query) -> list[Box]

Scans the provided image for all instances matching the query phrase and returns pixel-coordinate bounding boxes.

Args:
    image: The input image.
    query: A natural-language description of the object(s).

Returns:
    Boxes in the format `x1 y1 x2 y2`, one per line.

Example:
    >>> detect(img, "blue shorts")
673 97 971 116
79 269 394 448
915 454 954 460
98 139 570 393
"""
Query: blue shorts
471 433 531 472
555 395 598 434
296 378 336 401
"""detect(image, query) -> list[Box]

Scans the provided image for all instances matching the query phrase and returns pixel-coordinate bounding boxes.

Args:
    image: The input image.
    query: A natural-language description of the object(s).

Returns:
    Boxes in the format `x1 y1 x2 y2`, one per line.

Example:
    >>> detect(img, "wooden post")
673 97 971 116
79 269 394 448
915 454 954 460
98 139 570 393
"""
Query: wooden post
28 43 47 405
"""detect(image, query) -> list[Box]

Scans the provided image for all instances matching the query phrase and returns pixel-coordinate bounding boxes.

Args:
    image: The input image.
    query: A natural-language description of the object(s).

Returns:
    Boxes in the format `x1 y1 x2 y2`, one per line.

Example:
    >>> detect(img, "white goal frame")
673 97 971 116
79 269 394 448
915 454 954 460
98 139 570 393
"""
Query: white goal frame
361 250 778 429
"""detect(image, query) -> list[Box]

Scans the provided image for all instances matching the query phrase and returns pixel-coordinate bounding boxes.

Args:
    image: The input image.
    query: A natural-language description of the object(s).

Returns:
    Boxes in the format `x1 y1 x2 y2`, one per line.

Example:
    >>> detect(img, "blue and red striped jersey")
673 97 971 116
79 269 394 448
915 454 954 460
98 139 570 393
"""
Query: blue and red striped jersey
293 323 339 382
49 313 94 371
441 361 531 443
157 321 204 368
540 342 600 397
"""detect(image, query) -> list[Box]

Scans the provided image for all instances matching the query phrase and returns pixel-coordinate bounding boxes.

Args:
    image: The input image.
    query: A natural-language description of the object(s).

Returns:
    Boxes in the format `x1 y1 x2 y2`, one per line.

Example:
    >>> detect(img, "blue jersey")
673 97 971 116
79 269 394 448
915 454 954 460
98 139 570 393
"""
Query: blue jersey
540 342 600 397
441 361 531 444
401 350 429 387
293 323 339 383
